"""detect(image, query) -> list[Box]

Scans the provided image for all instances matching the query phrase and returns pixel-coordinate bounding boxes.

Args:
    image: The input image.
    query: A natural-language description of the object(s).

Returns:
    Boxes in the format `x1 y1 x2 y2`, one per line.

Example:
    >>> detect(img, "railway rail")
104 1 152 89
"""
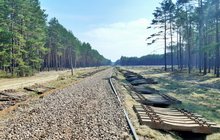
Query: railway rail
109 74 139 140
124 84 181 107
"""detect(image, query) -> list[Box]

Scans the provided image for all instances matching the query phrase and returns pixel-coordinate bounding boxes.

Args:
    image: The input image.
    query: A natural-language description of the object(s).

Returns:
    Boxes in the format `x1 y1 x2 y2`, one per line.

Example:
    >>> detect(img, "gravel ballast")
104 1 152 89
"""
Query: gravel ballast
1 68 129 139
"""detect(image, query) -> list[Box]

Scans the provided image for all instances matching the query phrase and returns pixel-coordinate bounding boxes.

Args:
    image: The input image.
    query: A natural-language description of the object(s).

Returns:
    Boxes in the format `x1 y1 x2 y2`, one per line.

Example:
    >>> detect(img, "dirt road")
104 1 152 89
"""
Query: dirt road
0 70 70 91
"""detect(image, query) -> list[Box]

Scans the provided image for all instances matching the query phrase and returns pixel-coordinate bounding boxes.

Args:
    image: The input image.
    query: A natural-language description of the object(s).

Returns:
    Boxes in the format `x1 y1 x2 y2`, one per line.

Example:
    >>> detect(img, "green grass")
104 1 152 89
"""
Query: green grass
0 70 11 78
163 79 220 124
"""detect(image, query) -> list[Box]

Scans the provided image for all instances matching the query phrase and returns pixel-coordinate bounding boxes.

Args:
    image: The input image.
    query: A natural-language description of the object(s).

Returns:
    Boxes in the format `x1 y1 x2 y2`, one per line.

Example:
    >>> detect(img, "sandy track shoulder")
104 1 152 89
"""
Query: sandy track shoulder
0 71 70 91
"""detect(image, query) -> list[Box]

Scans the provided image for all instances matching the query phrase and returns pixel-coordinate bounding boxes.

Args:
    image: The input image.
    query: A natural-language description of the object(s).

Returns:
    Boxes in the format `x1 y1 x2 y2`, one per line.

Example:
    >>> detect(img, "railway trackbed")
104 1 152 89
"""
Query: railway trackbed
133 105 220 134
115 68 220 139
1 68 129 139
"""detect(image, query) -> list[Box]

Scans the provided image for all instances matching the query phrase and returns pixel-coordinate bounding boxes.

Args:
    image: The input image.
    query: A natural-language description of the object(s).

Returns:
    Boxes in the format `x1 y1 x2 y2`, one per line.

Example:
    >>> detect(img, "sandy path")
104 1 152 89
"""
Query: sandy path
0 70 70 91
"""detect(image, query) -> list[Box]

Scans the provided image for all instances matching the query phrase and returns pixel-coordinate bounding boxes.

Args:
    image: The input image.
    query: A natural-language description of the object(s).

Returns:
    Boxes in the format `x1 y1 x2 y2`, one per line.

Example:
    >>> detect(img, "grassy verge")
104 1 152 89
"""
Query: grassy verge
114 70 178 140
121 66 220 139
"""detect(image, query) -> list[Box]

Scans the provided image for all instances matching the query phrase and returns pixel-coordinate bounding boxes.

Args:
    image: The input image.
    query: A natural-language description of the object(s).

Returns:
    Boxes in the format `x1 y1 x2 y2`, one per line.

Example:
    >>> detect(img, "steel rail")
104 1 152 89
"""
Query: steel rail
109 73 139 140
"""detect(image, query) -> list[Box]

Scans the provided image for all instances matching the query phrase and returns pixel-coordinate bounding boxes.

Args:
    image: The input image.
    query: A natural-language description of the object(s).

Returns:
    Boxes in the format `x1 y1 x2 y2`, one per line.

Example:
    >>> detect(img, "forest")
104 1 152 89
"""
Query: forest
0 0 111 77
116 53 177 66
148 0 220 76
118 0 220 77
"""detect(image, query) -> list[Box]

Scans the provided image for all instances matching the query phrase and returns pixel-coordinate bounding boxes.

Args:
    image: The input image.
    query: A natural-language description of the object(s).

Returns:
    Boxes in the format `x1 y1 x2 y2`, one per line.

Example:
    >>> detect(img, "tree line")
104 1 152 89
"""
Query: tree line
0 0 110 77
116 53 179 66
145 0 220 77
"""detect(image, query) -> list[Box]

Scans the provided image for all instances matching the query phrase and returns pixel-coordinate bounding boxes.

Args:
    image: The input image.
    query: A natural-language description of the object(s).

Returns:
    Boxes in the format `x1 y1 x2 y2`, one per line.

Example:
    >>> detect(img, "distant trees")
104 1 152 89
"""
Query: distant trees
43 18 111 70
116 54 176 66
146 0 220 77
44 17 78 71
0 0 110 77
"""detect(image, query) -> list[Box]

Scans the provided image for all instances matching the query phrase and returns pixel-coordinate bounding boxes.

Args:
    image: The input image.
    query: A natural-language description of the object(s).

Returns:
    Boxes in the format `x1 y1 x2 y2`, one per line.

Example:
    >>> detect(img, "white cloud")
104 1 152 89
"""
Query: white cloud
80 18 164 61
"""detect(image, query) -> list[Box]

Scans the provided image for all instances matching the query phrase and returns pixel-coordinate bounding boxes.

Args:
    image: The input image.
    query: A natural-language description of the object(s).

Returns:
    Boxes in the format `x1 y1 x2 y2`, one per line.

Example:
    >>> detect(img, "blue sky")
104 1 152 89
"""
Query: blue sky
40 0 163 61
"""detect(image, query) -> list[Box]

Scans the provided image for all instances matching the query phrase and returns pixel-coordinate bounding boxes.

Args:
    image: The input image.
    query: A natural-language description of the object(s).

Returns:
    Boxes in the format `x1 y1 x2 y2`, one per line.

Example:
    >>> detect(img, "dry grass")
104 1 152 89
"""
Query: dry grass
207 133 220 140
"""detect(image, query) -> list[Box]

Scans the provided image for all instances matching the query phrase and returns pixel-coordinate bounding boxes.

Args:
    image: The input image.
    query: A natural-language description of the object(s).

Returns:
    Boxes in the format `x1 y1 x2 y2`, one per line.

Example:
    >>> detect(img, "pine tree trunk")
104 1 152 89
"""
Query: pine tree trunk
198 0 203 73
71 58 73 76
170 13 173 71
208 51 211 73
164 15 167 71
216 0 220 77
180 29 183 70
55 51 58 71
70 49 74 76
187 11 191 74
203 25 208 75
204 52 207 75
177 29 179 68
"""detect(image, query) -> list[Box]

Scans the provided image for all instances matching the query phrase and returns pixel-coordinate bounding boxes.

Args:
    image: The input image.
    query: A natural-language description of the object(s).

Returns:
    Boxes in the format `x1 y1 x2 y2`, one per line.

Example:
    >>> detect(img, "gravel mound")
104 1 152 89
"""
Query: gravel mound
1 68 129 140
